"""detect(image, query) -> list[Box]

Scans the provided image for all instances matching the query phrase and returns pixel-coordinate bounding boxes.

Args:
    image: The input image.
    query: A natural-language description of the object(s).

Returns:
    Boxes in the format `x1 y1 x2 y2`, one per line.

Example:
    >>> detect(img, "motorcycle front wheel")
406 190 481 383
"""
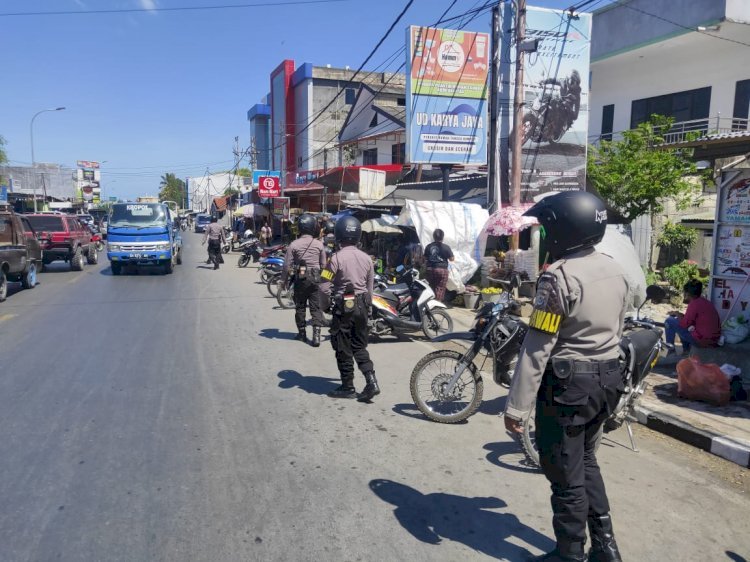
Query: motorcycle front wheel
410 350 483 423
521 404 602 467
421 308 453 339
238 255 250 268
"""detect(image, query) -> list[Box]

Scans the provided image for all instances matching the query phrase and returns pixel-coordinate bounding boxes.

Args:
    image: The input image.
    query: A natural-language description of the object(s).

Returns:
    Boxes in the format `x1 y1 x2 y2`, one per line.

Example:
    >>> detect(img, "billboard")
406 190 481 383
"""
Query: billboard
76 160 101 203
272 197 290 219
406 26 489 165
252 169 281 187
499 6 592 202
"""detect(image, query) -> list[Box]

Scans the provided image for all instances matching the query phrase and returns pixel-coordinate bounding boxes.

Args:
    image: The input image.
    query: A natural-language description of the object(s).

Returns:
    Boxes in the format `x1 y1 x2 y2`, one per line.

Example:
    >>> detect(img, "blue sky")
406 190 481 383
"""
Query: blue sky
1 0 609 200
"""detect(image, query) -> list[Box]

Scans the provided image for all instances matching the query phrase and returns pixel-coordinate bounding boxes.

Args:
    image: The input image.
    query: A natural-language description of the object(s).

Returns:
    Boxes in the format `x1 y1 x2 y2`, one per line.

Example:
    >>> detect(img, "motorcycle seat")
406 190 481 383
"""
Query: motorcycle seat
388 283 410 295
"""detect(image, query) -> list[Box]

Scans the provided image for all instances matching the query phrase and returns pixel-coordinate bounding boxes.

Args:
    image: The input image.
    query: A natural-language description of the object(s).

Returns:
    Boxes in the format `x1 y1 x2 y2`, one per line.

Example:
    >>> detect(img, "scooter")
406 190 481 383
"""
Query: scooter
369 266 453 339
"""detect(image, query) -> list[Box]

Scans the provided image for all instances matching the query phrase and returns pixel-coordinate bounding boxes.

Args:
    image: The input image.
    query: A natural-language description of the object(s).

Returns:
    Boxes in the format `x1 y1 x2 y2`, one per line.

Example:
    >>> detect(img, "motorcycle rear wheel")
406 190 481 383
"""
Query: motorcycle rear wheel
410 350 483 424
276 284 295 309
266 274 281 297
521 404 602 467
421 308 453 339
238 255 250 268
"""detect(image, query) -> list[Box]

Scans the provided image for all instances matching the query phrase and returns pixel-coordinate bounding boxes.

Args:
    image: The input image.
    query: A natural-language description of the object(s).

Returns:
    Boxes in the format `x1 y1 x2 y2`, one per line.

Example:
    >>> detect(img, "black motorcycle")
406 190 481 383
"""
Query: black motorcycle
410 289 526 423
237 236 261 268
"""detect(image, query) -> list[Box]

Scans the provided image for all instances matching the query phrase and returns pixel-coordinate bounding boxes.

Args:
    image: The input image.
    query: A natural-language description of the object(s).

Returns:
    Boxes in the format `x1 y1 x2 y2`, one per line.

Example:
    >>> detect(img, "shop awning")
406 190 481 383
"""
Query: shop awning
284 182 326 192
314 165 404 191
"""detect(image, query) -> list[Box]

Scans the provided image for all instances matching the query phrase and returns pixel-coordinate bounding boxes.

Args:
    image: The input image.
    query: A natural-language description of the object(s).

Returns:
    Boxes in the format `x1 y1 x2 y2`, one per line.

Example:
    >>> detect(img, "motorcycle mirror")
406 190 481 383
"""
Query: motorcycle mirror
396 265 405 273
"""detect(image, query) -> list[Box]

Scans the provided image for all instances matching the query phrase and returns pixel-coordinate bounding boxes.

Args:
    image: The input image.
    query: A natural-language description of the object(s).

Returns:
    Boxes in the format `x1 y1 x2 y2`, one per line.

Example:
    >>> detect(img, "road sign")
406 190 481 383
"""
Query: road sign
258 176 281 198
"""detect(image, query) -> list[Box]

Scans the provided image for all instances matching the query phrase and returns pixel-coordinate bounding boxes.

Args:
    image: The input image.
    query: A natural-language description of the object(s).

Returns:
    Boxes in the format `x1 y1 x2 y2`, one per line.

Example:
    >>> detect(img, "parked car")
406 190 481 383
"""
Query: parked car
194 214 211 233
0 206 42 301
25 213 97 271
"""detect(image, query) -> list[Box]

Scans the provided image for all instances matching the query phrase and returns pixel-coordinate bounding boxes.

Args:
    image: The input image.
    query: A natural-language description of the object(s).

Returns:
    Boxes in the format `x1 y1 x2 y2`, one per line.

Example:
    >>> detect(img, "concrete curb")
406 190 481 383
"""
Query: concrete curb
634 404 750 468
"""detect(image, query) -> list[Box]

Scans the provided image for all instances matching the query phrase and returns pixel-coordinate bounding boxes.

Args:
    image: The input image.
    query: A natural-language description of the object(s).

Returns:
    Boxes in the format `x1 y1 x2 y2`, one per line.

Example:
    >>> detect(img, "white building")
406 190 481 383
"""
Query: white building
186 172 245 213
587 0 750 266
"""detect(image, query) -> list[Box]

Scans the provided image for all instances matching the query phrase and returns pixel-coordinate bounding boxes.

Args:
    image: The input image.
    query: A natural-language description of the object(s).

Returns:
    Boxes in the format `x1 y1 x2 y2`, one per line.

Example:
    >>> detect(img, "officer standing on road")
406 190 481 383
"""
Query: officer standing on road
282 213 327 346
503 191 628 562
318 219 337 317
202 216 226 270
322 216 379 402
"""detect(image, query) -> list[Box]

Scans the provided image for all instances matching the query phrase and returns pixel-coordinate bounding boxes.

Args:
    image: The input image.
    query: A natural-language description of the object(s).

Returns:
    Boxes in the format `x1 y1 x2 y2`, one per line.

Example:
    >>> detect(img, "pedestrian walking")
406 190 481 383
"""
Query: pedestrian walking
260 220 272 246
424 229 454 303
322 216 379 402
282 214 327 346
202 216 226 270
503 192 628 562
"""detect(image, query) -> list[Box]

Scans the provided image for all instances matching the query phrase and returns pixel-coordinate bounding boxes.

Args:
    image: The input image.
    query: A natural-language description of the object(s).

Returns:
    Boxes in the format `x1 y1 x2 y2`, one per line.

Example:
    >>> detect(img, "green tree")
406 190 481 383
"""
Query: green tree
0 135 8 187
159 172 186 205
587 115 703 266
224 187 240 196
235 167 251 177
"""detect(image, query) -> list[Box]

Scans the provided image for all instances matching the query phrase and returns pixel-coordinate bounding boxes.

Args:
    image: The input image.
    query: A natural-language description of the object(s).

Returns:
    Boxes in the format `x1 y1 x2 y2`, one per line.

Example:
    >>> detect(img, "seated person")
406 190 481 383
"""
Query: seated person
665 279 722 354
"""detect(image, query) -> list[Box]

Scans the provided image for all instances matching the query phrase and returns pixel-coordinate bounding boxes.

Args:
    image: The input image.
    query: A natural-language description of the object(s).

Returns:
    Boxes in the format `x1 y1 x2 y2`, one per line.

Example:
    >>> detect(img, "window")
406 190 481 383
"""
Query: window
601 104 614 141
391 143 406 164
397 97 406 107
0 218 12 246
630 87 711 128
345 88 356 105
362 148 378 165
733 79 750 128
26 216 65 232
369 114 378 127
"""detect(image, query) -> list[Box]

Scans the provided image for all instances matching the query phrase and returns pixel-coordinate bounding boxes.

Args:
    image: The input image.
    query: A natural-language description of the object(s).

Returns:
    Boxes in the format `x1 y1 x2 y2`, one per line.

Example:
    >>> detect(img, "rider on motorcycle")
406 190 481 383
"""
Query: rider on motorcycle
540 70 581 131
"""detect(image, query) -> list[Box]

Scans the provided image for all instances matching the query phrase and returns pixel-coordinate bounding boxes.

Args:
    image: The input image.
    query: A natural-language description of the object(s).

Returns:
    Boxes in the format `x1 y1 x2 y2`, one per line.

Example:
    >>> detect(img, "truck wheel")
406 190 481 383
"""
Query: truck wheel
164 258 174 275
21 262 37 289
86 245 98 265
70 247 84 271
0 271 7 302
111 262 122 276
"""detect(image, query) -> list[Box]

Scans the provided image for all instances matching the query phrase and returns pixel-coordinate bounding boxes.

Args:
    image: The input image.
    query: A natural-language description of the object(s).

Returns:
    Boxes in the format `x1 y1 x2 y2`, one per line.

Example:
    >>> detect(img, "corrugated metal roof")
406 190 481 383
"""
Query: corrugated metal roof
681 211 715 222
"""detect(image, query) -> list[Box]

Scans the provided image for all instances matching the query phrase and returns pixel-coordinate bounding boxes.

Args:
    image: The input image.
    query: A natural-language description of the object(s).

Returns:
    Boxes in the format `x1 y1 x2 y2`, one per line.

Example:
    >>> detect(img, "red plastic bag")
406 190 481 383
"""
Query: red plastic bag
676 356 730 406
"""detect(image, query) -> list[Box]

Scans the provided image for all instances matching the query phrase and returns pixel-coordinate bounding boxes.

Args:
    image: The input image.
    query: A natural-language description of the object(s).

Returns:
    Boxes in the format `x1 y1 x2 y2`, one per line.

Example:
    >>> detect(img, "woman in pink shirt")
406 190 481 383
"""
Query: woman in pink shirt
665 279 722 354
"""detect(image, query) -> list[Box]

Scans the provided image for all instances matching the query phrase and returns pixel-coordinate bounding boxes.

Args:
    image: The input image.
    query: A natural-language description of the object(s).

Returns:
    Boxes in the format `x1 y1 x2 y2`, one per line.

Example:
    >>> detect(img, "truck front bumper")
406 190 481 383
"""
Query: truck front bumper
108 251 172 266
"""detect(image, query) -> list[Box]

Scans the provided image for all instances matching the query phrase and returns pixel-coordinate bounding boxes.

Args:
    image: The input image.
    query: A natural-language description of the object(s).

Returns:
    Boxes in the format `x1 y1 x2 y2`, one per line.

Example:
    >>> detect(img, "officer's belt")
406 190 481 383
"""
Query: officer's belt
566 358 619 374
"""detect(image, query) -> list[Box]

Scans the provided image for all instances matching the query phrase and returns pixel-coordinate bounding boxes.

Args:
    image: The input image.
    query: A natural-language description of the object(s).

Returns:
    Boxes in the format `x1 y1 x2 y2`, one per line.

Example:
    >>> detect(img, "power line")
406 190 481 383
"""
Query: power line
0 0 354 18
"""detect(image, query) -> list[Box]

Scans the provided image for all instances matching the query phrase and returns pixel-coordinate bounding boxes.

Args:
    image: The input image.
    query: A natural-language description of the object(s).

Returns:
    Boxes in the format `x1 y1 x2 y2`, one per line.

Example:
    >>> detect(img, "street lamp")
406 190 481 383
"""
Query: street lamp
30 106 66 212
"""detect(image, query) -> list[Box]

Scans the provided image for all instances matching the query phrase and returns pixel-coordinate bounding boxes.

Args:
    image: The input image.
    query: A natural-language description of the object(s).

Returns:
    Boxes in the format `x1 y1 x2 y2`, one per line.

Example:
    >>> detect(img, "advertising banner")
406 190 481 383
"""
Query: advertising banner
272 197 290 219
258 176 281 198
76 160 101 203
406 26 489 165
498 6 592 202
711 169 750 322
252 169 281 188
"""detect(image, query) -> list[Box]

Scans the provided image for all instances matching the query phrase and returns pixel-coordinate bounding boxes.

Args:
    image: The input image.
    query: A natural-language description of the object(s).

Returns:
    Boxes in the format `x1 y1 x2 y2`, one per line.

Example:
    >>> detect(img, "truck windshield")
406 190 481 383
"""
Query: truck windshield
110 204 168 228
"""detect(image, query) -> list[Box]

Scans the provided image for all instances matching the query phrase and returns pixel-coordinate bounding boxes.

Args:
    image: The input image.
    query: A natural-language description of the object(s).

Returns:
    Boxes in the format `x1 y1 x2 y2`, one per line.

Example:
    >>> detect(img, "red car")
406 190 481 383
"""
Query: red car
25 213 98 271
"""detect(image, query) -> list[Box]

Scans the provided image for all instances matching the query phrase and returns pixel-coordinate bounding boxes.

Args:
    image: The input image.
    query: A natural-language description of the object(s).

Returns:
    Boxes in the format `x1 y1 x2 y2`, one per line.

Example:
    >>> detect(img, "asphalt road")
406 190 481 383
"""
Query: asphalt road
1 234 748 561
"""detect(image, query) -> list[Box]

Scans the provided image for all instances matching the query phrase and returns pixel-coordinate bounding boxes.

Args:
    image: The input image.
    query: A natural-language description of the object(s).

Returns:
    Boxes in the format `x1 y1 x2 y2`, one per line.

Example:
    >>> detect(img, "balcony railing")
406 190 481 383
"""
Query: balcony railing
589 116 750 146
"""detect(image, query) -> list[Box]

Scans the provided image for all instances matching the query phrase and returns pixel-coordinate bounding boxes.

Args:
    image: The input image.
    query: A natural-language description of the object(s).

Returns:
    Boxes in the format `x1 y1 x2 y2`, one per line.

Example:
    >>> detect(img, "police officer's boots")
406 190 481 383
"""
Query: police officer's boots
311 327 321 347
357 371 380 402
328 380 357 399
295 329 307 343
587 514 622 562
534 542 586 562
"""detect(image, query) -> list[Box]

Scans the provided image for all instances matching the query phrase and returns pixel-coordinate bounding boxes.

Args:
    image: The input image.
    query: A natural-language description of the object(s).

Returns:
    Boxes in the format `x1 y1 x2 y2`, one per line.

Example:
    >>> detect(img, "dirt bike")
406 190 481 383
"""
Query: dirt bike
520 285 666 466
410 288 526 423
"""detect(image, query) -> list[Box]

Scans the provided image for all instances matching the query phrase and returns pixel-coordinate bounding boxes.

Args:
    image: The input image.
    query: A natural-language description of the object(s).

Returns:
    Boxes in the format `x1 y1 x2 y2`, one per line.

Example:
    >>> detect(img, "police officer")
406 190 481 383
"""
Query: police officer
322 216 379 402
503 192 627 562
282 213 327 346
202 216 226 270
318 219 337 317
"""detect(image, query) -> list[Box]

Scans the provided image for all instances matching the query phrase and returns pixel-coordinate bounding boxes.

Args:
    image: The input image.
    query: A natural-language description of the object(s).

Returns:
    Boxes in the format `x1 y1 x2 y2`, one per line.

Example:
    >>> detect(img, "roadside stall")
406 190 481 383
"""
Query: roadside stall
361 216 406 272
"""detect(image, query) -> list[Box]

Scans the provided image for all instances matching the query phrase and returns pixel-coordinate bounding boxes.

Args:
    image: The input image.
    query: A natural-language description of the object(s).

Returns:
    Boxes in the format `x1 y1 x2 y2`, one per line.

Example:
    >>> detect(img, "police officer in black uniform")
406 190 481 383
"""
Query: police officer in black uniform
503 191 628 562
282 213 327 346
321 216 379 402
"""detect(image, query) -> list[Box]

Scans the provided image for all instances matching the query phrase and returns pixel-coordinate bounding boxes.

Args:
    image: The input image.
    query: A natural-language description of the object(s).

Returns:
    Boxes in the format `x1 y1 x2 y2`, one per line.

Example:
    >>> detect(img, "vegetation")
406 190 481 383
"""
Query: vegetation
158 172 187 204
662 260 709 294
0 135 7 186
656 221 698 266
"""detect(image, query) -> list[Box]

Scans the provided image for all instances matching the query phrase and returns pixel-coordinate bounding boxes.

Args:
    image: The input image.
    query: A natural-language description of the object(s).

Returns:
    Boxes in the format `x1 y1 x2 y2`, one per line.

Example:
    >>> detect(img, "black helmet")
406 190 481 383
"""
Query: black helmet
297 213 317 236
523 191 607 260
334 215 361 245
324 219 335 236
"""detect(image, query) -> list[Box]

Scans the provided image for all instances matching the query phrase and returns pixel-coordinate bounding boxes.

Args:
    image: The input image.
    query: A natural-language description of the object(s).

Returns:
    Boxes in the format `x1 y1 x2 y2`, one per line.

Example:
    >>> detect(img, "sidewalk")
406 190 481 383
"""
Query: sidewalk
445 305 750 468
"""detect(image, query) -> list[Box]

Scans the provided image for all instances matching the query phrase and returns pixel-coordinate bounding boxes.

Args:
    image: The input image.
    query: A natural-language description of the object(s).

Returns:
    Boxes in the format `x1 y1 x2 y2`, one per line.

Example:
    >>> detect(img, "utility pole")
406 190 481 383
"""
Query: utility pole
511 0 526 208
487 4 501 211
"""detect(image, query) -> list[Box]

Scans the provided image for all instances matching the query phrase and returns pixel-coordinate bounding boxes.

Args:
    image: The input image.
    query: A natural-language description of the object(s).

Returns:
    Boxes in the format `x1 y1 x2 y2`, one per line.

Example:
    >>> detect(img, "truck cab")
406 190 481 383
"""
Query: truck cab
106 202 182 275
0 206 43 301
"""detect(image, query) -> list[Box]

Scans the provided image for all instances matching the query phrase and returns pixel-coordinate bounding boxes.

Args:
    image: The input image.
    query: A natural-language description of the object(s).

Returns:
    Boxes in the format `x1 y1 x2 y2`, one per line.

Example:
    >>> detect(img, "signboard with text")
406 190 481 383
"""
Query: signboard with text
405 26 489 165
272 197 290 219
711 169 750 323
258 176 281 198
252 169 281 187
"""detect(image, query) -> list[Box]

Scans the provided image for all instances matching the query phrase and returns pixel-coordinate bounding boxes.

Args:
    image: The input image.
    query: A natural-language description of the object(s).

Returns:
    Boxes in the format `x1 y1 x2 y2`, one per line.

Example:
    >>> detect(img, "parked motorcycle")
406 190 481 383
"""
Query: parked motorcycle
222 226 232 254
237 237 261 268
520 284 666 466
259 255 285 284
410 289 526 423
370 266 453 340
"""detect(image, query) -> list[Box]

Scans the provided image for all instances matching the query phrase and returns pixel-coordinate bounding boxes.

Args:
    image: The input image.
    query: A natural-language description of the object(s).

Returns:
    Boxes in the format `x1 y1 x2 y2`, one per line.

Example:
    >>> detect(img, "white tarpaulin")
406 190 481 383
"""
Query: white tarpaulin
596 225 647 308
404 199 489 288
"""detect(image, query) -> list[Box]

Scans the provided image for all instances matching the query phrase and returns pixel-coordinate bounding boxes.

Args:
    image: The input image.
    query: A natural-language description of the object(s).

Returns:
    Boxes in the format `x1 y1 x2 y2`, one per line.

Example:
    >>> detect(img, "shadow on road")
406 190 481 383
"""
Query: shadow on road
477 395 507 416
726 551 748 562
391 403 468 424
277 370 339 395
196 265 218 270
483 441 543 474
369 479 552 559
259 328 298 340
